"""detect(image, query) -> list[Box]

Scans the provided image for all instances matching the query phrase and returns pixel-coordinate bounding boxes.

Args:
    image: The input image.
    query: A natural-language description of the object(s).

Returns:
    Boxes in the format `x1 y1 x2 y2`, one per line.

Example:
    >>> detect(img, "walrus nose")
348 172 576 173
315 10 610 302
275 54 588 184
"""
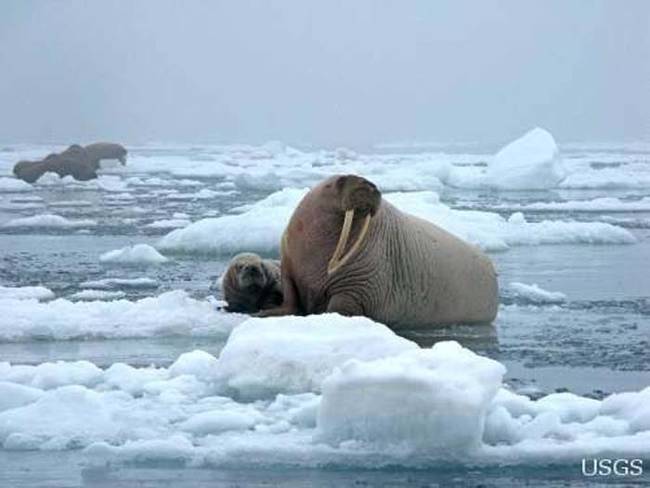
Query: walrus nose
243 265 260 276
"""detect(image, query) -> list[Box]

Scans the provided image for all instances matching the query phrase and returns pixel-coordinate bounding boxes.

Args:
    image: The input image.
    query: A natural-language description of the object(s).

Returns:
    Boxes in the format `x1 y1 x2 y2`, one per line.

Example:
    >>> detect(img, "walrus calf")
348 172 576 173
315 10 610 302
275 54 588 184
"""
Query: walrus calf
221 253 283 313
259 174 498 328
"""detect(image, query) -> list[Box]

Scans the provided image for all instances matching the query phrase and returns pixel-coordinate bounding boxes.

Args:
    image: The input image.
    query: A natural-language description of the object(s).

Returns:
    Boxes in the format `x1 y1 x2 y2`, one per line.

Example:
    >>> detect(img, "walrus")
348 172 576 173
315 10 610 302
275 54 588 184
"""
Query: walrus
258 174 498 328
46 145 99 181
221 253 283 313
12 142 126 183
13 159 48 183
84 142 127 166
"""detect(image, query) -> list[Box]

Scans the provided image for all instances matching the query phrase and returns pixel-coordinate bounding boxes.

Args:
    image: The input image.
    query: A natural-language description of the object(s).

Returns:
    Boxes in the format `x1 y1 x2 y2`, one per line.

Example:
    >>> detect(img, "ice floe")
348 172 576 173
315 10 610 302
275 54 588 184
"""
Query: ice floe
158 188 636 255
0 290 241 341
212 315 418 400
69 290 127 301
0 177 33 192
158 188 308 254
2 214 97 229
491 197 650 213
79 277 160 290
486 128 566 190
508 282 567 304
0 315 647 467
145 218 191 230
0 286 54 301
99 244 169 265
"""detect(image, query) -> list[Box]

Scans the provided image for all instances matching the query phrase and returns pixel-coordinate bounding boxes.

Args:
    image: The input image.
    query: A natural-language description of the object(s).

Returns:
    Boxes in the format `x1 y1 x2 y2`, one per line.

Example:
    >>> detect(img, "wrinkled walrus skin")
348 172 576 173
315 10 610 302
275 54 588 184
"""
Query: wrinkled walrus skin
221 253 283 313
258 174 498 328
12 142 127 183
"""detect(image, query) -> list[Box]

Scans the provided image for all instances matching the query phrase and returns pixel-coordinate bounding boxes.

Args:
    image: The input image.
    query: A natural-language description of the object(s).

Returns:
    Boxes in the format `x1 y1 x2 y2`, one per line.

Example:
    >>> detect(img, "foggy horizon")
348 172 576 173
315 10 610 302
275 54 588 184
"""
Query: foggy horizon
0 0 648 148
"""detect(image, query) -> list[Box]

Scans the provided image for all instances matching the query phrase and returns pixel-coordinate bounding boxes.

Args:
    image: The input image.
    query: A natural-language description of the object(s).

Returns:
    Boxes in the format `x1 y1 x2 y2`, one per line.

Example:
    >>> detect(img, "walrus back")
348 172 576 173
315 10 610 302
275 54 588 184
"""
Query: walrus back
374 201 498 327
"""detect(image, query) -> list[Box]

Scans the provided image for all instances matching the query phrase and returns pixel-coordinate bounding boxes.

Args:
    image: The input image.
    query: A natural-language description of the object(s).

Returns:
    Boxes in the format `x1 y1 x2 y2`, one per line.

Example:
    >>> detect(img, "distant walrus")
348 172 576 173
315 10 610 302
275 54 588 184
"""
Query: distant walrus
46 145 99 181
221 253 283 313
258 174 498 327
12 142 127 183
84 142 127 166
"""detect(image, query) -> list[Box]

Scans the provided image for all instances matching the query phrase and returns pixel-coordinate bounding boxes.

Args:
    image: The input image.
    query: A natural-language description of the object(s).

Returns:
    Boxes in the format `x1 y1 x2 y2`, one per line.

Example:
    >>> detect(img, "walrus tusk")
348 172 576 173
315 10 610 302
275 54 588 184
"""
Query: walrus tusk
328 209 354 272
327 211 371 275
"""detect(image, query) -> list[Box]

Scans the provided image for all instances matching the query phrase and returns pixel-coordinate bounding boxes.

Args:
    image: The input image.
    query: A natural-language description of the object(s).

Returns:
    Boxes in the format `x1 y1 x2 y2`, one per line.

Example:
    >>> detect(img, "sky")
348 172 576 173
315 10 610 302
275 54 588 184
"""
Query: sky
0 0 648 147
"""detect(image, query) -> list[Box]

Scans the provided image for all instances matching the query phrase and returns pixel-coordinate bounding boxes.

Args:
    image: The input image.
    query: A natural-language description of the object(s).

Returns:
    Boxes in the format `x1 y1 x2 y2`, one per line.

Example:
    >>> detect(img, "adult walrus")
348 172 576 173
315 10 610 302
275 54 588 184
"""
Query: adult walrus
221 253 283 313
12 142 127 183
258 174 498 328
84 142 127 166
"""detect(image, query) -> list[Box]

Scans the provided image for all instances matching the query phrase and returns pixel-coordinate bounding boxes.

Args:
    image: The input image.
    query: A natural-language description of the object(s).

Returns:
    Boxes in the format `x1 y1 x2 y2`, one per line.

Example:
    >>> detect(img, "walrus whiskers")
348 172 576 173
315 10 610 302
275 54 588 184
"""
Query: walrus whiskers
327 212 371 275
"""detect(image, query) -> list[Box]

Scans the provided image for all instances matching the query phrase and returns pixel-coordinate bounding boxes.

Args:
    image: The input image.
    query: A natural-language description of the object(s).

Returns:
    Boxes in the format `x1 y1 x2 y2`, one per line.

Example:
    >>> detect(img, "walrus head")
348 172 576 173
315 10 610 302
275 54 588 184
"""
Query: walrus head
232 253 270 291
327 175 381 275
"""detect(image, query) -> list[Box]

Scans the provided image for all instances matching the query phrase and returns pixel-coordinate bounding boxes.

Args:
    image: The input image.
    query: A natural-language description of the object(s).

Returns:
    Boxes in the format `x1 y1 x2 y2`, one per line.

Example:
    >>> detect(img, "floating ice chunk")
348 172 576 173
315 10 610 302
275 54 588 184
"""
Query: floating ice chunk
179 410 258 435
0 385 127 449
95 175 129 192
213 314 418 400
145 218 191 229
0 177 33 192
158 188 308 255
103 363 169 395
508 282 567 304
486 128 566 190
0 360 103 389
494 197 650 213
0 285 54 301
0 290 241 341
2 214 96 229
100 244 169 265
70 289 126 301
158 187 636 255
0 382 44 412
317 341 506 450
560 169 650 189
169 350 219 383
48 200 93 208
79 277 160 290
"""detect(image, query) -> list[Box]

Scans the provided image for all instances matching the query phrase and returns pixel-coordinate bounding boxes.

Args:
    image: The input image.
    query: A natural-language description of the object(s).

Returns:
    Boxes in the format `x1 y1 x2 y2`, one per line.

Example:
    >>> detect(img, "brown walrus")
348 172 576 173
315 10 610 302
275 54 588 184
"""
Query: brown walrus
221 253 283 313
258 174 498 328
12 142 127 183
84 142 127 166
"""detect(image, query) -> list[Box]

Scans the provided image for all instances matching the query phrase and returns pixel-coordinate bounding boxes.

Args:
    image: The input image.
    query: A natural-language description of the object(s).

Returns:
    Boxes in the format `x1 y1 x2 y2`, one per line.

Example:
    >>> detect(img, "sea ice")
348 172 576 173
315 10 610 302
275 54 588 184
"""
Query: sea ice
2 214 96 229
486 128 566 190
79 277 160 290
0 290 241 341
0 177 33 192
213 314 418 400
0 285 55 301
70 290 127 301
158 188 635 255
99 244 169 265
508 282 567 304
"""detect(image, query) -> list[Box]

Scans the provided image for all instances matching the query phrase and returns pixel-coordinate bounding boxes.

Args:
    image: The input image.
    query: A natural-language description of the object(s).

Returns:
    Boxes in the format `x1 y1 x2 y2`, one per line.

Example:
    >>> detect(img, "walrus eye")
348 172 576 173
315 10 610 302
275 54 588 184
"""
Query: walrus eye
327 210 371 275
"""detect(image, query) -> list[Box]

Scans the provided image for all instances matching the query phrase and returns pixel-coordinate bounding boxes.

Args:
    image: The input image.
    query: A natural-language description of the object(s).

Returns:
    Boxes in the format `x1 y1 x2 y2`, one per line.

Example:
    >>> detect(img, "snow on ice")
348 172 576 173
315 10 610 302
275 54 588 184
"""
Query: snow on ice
0 315 647 468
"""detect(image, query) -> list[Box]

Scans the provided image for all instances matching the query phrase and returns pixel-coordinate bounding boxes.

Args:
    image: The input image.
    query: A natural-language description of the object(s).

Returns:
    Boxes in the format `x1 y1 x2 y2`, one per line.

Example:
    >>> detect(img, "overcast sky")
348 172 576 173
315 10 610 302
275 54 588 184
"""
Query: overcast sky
0 0 648 147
